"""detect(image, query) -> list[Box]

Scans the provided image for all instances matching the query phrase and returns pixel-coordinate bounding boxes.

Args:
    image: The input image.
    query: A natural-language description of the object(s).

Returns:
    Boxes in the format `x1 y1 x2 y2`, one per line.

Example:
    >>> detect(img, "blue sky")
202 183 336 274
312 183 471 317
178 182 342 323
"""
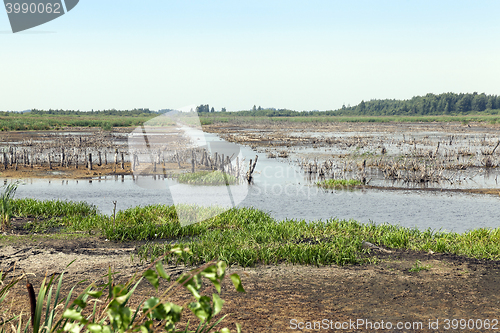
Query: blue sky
1 0 500 111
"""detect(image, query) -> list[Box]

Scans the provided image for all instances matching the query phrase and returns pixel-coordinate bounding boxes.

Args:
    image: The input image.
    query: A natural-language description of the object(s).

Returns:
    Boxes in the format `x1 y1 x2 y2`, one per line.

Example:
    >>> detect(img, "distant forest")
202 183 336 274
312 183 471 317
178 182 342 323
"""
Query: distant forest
203 92 500 117
334 92 500 116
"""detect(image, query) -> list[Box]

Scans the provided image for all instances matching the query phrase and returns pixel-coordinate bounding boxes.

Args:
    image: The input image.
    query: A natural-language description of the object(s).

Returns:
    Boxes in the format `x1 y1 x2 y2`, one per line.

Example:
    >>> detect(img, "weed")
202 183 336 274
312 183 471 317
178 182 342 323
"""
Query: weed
409 260 431 272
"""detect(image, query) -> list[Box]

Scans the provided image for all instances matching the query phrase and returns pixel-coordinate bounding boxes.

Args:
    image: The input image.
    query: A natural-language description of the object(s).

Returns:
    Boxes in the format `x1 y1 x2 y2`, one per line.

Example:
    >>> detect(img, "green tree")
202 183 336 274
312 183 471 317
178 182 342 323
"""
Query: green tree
356 100 366 114
472 93 487 111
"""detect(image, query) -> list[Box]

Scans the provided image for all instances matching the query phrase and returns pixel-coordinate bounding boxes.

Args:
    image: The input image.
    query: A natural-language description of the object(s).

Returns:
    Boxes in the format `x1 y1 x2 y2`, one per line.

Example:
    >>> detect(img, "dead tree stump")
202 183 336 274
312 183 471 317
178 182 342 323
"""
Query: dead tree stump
246 155 258 184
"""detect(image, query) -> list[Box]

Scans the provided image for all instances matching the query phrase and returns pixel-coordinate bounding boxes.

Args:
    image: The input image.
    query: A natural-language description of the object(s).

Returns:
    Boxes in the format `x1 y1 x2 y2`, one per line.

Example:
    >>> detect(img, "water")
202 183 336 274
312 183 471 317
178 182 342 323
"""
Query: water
8 131 500 234
12 168 500 235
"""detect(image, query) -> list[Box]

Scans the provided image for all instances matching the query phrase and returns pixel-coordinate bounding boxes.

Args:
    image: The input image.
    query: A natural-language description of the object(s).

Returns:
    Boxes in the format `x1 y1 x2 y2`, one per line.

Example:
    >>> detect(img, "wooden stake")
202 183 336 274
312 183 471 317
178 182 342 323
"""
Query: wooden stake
88 153 92 170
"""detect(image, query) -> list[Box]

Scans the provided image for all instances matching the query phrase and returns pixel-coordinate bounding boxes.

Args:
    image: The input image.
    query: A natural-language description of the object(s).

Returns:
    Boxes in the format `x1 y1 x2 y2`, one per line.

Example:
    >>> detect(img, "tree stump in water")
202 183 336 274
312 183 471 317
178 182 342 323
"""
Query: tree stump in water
246 155 258 184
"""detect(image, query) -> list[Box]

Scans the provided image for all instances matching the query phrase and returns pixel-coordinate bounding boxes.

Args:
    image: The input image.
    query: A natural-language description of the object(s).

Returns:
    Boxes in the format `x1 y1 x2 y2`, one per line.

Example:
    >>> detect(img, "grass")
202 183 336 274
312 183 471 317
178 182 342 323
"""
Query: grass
0 183 18 230
0 112 157 131
409 260 432 272
4 199 500 268
177 171 238 185
199 113 500 125
317 179 363 188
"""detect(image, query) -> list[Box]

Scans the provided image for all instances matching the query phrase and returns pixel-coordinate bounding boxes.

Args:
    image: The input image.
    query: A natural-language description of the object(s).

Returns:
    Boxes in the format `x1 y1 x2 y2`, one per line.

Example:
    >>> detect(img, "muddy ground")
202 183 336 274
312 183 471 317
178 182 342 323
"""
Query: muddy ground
2 234 500 333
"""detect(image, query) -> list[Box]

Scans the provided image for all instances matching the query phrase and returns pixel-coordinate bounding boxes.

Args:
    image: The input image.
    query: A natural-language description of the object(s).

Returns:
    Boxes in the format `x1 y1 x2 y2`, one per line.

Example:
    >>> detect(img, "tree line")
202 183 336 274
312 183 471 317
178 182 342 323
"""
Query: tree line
200 92 500 117
335 92 500 116
195 104 226 113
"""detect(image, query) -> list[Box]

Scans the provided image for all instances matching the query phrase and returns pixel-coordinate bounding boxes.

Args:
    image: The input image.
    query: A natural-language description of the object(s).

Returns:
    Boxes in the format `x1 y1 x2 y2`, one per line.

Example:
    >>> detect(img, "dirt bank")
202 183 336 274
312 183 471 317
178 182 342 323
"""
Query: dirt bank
2 235 500 332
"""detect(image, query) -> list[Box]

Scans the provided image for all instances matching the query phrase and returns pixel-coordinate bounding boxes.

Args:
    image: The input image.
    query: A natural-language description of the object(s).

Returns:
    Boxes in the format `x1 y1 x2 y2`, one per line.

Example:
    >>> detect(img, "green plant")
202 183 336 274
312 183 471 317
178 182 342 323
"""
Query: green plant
0 182 19 231
317 179 363 189
177 171 238 186
409 260 431 273
5 247 245 333
0 268 24 331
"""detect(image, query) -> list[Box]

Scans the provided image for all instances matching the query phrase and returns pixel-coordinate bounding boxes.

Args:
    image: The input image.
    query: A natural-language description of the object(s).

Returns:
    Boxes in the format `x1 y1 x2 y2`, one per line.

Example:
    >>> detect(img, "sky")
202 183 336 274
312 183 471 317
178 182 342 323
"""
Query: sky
1 0 500 112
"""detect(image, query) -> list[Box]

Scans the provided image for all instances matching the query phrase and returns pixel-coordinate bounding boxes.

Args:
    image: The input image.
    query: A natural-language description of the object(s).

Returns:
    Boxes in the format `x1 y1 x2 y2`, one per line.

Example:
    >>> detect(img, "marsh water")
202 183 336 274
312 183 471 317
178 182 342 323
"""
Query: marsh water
10 130 500 234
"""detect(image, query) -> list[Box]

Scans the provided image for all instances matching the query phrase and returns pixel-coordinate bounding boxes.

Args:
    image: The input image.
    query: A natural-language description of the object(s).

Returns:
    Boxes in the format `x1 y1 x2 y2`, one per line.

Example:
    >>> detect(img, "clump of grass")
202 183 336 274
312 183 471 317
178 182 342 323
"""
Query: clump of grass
12 198 97 218
10 198 99 233
0 182 18 231
409 259 432 272
317 179 363 189
177 170 238 185
9 199 500 268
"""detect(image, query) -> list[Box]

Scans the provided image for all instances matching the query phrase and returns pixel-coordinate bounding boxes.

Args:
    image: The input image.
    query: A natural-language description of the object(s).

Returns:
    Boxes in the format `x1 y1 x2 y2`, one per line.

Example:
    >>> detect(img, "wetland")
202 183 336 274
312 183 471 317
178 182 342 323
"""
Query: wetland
1 117 500 332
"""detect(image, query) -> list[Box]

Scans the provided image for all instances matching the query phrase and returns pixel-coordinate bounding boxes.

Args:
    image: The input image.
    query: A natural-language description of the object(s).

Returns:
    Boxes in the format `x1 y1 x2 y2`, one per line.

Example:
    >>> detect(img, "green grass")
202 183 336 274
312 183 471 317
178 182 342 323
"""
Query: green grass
177 170 238 185
5 199 500 268
0 112 157 131
199 113 500 124
317 179 363 188
409 259 432 272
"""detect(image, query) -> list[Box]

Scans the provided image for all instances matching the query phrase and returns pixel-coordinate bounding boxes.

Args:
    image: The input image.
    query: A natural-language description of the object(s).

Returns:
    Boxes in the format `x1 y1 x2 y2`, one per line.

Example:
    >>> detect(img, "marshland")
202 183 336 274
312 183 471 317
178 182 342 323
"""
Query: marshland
2 110 500 332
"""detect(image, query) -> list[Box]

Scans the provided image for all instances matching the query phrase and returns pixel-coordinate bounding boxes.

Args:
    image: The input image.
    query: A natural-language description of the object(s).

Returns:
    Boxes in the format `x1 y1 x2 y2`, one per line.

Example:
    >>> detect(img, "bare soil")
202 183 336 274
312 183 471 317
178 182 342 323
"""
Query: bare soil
2 232 500 332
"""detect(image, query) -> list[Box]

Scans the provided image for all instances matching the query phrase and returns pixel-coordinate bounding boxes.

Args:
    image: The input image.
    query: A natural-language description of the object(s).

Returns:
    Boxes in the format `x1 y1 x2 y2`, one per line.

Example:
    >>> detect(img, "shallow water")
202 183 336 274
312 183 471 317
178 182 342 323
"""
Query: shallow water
12 138 500 234
5 129 500 234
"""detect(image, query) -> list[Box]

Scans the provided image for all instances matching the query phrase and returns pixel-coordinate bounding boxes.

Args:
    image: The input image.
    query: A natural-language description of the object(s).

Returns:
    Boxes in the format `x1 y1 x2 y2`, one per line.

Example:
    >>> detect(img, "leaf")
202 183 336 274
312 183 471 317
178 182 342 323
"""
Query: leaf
212 294 224 316
73 299 87 309
155 261 170 281
143 269 159 290
236 323 242 333
217 328 231 333
87 323 103 333
188 301 209 322
87 290 103 298
201 266 221 293
230 274 246 293
217 261 227 279
186 284 201 301
63 321 82 333
142 297 168 321
63 309 84 321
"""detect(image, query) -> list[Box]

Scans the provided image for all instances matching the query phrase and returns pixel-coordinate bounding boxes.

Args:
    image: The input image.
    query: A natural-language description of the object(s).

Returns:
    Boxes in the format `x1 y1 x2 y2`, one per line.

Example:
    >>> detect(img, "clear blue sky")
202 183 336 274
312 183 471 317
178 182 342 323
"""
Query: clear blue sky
1 0 500 111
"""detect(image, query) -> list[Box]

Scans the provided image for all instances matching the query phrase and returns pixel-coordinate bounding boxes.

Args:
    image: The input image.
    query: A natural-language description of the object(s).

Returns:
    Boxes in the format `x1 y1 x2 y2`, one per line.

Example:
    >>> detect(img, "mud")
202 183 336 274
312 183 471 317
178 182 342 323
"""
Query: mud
205 120 500 192
2 235 500 332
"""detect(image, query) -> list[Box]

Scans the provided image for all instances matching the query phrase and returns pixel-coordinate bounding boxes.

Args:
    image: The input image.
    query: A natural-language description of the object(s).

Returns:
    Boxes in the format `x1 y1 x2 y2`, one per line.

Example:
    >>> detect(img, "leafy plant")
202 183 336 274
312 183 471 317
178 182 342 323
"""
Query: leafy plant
3 247 245 333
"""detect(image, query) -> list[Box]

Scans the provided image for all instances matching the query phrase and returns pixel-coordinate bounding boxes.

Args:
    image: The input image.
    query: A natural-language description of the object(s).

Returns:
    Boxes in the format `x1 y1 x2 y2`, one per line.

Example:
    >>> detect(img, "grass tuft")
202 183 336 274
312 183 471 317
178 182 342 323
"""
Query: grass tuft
317 179 363 189
177 170 238 185
6 199 500 268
